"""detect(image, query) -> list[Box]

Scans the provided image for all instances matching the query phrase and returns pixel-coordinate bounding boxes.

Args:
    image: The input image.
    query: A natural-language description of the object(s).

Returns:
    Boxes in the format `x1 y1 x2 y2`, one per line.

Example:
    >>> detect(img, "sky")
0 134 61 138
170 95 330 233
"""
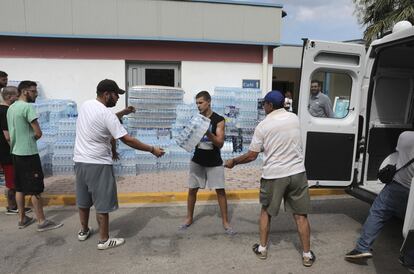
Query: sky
233 0 365 44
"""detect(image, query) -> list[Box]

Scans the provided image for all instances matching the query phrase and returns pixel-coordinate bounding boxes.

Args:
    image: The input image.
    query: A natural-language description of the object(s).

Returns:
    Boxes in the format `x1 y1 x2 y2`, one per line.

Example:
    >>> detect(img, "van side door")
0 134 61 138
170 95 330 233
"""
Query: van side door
298 40 366 187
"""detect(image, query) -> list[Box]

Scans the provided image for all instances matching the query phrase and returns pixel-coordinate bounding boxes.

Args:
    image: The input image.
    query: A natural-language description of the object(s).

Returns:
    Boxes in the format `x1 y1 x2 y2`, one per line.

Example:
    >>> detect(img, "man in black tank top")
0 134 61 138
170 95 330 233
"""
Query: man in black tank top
180 91 235 235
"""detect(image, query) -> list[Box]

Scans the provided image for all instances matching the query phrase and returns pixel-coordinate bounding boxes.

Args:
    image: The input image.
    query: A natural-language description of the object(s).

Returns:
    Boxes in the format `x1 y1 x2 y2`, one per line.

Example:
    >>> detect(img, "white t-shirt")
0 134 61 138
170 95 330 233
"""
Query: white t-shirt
73 100 127 165
394 131 414 189
249 108 305 179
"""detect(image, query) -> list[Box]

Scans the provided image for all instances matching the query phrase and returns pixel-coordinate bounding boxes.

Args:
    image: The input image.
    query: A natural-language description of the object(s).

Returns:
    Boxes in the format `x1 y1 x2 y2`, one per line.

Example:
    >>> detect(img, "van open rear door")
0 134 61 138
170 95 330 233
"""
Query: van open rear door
298 39 366 187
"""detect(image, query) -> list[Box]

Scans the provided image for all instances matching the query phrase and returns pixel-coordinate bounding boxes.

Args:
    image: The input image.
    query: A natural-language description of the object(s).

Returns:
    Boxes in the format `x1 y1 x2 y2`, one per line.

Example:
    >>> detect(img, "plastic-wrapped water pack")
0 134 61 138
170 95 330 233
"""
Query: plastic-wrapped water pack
174 113 210 152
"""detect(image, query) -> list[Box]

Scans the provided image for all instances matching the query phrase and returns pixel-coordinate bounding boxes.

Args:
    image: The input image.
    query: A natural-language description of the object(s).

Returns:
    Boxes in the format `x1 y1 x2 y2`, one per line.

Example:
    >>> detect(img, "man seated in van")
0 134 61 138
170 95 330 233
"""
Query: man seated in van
308 80 334 118
345 131 414 263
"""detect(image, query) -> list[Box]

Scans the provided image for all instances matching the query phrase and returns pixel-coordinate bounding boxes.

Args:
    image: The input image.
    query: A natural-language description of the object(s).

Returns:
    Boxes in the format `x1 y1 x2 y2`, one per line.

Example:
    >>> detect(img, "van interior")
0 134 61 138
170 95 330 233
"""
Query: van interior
361 38 414 193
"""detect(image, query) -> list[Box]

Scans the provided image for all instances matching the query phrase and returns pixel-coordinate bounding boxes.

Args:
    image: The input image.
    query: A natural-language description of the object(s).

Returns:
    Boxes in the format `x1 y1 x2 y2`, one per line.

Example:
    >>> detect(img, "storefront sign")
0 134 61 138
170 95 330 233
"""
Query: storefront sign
242 79 260 89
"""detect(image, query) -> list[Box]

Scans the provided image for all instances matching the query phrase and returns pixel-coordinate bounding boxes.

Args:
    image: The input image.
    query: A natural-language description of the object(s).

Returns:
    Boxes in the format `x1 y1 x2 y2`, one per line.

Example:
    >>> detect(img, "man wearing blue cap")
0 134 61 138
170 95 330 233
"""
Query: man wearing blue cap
225 90 315 266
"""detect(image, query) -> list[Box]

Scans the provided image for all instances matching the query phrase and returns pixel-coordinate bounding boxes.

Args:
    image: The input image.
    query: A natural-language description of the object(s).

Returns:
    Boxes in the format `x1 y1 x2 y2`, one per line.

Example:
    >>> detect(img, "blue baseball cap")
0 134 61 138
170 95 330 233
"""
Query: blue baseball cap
264 90 285 108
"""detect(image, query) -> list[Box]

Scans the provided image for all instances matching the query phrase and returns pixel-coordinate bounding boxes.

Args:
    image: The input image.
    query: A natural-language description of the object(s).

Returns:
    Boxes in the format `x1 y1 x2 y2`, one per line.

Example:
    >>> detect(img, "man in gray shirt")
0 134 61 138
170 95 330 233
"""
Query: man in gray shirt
308 80 334 118
345 131 414 262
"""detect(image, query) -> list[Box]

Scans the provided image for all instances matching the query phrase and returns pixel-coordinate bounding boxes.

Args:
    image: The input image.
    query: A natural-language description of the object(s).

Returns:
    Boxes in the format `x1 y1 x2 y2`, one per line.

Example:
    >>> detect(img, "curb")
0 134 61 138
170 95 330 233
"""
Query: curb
0 188 346 207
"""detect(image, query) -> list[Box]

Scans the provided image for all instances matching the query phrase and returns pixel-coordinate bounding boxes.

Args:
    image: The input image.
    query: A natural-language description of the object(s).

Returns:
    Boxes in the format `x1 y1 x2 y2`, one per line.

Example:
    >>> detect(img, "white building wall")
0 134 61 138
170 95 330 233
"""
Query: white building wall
0 58 126 111
181 61 272 103
1 58 272 108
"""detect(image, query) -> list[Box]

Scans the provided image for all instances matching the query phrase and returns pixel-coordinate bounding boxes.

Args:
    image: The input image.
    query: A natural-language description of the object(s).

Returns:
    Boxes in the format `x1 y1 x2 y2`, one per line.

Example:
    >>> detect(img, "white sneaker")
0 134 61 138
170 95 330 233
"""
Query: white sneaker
78 227 92 241
97 238 125 250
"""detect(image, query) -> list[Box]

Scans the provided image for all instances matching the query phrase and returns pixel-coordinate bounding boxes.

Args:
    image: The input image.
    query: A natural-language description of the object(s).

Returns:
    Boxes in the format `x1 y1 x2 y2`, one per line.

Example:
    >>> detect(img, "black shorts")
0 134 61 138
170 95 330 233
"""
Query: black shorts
12 154 44 195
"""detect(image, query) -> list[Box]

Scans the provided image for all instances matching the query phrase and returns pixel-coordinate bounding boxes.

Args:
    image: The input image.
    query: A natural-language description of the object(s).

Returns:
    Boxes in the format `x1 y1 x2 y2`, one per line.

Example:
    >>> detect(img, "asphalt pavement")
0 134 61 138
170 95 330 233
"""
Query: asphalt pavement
0 196 409 274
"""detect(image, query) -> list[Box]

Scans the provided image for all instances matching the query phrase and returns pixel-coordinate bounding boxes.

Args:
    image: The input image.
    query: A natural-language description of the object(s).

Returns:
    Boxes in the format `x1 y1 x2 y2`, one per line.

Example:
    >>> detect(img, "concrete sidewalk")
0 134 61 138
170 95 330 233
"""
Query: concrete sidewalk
0 166 263 195
0 166 345 206
0 197 408 274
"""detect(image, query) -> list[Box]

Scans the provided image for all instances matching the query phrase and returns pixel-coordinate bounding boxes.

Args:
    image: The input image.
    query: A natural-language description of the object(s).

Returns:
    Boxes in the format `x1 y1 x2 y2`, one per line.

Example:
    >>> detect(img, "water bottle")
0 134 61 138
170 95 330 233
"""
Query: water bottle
67 102 77 118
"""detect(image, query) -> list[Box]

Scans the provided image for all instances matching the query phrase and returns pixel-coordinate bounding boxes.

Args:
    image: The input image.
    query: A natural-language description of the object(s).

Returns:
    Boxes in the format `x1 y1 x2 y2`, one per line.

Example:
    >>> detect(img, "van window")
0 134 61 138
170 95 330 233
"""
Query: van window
309 71 352 119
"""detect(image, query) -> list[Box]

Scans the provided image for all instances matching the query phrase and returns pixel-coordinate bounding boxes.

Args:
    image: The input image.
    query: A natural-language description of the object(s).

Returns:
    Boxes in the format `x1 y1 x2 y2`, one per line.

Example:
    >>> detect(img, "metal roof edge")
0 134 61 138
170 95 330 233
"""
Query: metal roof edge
0 32 281 46
190 0 283 8
278 43 303 47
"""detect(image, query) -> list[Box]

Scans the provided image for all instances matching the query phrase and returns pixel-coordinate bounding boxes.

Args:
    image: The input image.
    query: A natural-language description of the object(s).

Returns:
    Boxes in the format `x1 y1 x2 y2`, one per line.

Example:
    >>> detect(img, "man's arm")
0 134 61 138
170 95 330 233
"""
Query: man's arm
30 119 42 140
205 120 225 148
324 97 335 118
224 150 260 169
119 134 164 157
110 138 120 161
2 130 10 144
116 106 136 119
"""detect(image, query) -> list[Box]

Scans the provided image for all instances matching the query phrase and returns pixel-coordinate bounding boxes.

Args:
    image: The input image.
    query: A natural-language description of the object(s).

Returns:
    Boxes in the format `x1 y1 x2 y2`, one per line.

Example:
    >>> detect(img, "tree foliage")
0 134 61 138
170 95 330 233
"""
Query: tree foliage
353 0 414 44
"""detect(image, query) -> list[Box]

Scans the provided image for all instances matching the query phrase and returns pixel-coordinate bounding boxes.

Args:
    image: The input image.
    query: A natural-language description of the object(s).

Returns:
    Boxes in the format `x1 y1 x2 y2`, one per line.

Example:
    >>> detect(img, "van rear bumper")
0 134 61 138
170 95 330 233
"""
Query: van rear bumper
345 185 377 205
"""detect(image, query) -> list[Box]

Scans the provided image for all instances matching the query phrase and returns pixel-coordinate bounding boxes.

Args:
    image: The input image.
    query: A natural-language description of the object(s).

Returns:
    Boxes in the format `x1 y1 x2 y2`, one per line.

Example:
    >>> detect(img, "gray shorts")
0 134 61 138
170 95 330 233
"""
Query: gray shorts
74 162 118 213
260 172 310 216
188 161 225 189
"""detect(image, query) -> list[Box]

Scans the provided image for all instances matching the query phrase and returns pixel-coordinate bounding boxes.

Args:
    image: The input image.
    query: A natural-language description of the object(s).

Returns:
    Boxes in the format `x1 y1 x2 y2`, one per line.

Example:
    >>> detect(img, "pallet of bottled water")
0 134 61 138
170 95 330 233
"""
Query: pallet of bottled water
136 150 157 174
211 87 261 147
174 113 210 152
127 86 184 129
212 87 261 116
52 165 75 176
128 86 184 100
126 117 177 129
114 150 137 176
31 98 78 176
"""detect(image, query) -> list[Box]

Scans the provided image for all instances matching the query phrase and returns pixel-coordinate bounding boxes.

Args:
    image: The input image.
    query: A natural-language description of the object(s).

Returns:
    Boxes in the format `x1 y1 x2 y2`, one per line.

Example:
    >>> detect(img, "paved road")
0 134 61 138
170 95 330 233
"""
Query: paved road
0 196 409 274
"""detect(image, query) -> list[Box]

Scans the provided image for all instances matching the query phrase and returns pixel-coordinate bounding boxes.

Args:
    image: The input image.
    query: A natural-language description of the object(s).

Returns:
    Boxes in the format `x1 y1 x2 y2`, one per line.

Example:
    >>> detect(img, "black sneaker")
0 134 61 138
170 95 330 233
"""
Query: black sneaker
345 249 373 260
37 219 63 232
252 243 267 260
6 208 18 215
18 216 35 229
6 207 32 215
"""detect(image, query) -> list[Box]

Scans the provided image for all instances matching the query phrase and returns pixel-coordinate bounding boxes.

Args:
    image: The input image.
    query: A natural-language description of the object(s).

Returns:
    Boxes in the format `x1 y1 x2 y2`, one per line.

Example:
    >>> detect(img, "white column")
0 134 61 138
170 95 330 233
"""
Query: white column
262 45 268 95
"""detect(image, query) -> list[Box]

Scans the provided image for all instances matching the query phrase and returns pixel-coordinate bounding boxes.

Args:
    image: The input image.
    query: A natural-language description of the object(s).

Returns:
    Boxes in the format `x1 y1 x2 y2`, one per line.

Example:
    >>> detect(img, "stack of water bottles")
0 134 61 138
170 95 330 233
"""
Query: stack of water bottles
113 128 157 175
212 87 261 145
28 84 265 177
220 141 263 167
133 129 158 174
167 144 193 170
127 86 184 129
31 98 78 176
113 150 137 176
52 116 77 175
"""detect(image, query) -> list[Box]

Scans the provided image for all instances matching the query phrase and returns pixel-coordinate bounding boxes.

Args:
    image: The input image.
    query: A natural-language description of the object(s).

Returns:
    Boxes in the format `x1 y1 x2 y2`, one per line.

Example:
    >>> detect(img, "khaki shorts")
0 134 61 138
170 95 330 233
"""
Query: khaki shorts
260 172 310 216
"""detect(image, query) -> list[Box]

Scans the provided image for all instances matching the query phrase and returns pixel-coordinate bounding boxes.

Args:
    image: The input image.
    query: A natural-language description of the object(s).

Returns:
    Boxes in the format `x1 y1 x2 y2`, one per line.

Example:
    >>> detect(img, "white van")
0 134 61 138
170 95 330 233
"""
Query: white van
297 20 414 260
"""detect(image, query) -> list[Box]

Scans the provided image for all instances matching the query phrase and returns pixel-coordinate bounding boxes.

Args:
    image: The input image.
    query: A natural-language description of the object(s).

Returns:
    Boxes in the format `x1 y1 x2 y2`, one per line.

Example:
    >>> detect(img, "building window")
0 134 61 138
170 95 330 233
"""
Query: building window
127 62 181 88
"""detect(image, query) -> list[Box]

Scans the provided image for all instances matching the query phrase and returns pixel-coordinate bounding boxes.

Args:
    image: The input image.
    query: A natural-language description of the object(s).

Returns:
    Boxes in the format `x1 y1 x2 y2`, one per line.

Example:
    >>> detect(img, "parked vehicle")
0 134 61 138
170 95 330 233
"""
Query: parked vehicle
298 20 414 261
